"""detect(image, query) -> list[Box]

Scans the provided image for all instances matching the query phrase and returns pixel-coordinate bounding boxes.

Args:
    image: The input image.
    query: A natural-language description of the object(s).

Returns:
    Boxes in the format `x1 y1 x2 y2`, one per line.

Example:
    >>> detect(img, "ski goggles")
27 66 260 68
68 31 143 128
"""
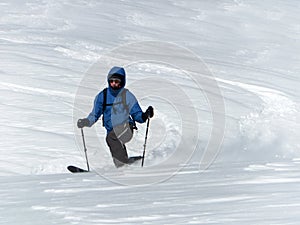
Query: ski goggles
109 78 121 84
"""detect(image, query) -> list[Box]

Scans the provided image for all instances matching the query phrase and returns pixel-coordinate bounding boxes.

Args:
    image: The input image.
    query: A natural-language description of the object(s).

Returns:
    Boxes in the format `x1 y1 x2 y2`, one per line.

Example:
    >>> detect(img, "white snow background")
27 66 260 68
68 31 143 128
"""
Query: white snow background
1 0 300 224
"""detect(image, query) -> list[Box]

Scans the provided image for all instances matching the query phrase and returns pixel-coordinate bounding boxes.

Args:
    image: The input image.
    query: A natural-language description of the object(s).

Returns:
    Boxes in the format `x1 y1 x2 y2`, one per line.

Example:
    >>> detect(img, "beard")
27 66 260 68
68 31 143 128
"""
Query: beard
111 85 121 90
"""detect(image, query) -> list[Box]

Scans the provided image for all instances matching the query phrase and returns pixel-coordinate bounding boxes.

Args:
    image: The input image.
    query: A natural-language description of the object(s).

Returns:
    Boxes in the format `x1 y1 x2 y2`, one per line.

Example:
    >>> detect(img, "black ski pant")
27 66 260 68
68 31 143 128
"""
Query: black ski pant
106 124 133 168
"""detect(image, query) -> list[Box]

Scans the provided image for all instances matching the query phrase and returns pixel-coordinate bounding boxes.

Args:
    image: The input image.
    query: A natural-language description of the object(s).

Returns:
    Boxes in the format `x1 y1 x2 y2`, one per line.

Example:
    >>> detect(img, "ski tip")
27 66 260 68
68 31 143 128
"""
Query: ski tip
67 165 89 173
127 156 143 165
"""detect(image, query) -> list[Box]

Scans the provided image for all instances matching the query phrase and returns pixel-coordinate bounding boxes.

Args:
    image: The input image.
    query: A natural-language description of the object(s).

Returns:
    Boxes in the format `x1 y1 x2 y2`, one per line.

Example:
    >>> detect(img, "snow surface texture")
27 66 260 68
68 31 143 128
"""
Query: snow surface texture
0 0 300 224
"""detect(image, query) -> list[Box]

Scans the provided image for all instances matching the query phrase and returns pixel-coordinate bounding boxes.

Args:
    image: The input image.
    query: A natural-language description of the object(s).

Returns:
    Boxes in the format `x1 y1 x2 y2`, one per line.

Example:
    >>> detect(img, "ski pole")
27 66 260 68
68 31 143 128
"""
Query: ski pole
141 117 150 167
81 128 90 172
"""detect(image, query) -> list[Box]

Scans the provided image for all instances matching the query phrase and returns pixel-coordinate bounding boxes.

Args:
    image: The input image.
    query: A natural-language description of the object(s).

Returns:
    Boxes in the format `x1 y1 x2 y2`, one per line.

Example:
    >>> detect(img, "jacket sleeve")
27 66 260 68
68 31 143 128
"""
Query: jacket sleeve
127 91 145 123
87 91 104 126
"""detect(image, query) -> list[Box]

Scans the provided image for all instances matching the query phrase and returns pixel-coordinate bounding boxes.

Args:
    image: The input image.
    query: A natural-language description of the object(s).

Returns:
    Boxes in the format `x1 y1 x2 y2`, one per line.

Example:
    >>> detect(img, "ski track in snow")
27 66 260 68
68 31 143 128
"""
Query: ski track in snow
0 0 300 224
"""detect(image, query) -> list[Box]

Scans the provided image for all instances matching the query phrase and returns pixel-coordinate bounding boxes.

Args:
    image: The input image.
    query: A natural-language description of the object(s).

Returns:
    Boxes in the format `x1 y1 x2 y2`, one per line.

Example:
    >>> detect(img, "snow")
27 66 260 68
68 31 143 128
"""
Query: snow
1 0 300 224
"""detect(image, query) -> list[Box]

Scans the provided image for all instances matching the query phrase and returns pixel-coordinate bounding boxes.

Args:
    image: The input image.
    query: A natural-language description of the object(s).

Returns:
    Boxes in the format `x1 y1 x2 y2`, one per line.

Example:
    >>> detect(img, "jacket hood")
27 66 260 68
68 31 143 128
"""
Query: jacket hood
107 66 126 88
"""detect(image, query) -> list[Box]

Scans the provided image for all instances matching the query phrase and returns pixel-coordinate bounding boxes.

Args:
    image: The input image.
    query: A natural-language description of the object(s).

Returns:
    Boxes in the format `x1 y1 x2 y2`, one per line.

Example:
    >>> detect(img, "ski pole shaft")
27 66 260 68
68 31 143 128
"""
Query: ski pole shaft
81 128 90 172
141 118 150 167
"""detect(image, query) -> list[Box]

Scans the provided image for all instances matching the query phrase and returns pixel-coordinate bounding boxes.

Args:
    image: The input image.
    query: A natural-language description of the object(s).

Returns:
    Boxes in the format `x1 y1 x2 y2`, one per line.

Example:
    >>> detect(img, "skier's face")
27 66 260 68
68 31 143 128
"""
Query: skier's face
109 78 121 90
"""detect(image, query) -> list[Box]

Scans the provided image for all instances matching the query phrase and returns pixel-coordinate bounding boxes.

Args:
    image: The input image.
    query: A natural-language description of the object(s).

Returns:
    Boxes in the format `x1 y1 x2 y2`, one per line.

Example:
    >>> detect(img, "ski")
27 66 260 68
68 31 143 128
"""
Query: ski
67 165 89 173
127 156 143 164
68 156 142 173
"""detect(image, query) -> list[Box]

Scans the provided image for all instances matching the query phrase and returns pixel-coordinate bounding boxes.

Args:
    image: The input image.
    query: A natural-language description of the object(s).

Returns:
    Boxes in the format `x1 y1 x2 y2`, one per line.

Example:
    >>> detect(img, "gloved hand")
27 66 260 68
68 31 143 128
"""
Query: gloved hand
77 118 90 128
142 106 154 121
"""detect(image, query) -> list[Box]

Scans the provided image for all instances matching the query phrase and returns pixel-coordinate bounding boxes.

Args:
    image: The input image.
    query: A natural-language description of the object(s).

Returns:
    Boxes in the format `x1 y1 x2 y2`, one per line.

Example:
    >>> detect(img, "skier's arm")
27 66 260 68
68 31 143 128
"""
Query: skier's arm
125 91 143 123
130 102 145 123
86 92 104 126
127 91 153 123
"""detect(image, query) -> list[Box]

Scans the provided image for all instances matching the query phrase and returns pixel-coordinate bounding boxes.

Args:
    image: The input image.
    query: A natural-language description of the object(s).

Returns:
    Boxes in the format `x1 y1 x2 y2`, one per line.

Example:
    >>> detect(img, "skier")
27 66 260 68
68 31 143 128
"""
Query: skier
77 66 154 168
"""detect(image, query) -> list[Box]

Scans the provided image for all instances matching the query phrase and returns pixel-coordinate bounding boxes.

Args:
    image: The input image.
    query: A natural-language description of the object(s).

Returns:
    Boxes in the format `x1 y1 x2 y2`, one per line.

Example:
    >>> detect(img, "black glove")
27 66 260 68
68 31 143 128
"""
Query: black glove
77 118 90 128
142 106 154 122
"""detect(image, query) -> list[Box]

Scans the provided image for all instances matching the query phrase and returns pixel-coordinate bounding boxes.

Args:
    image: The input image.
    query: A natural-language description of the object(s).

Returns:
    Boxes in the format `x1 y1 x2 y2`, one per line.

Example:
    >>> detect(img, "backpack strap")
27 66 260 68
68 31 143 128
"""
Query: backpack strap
121 88 137 129
102 88 107 127
122 88 137 130
102 88 111 126
122 88 129 113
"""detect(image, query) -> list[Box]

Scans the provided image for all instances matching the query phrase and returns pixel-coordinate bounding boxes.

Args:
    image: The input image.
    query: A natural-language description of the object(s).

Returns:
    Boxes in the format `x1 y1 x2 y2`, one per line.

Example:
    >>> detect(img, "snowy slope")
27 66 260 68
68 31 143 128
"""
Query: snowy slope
2 162 300 225
0 0 300 224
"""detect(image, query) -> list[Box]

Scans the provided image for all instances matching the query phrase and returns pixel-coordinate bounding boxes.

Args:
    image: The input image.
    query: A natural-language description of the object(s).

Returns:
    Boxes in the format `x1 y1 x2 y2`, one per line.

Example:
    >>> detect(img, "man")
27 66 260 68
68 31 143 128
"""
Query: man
77 66 154 168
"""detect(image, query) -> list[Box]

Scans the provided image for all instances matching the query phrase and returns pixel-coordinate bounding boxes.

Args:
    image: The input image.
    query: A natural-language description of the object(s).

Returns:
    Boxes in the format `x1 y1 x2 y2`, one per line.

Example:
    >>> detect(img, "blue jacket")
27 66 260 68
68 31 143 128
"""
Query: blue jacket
87 67 145 132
